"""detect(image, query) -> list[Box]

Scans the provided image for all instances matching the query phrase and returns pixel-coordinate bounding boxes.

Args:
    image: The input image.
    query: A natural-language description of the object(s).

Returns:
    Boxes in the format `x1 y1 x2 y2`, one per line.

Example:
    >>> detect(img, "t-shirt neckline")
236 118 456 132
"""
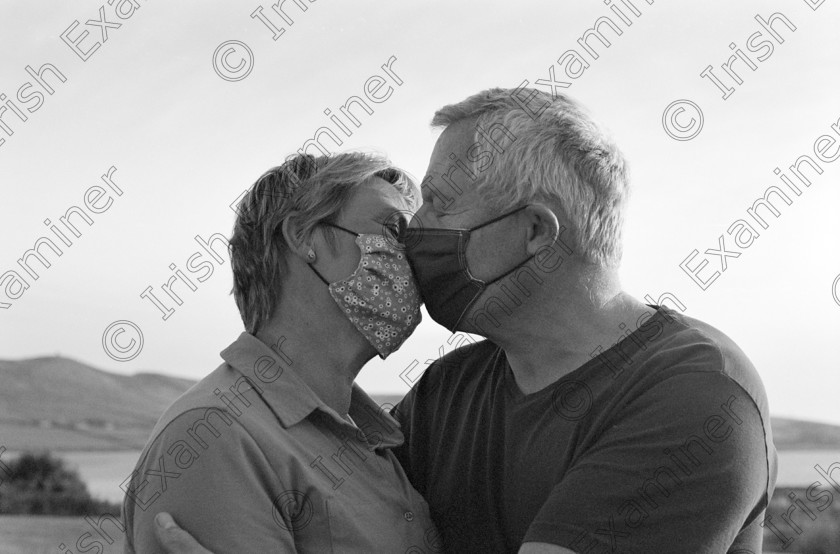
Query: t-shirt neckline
500 305 675 402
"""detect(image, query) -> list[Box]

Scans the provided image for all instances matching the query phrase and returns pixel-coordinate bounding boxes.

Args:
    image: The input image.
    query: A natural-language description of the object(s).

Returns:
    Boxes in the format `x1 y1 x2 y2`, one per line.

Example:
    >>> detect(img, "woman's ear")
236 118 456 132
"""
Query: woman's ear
281 212 315 262
523 203 561 255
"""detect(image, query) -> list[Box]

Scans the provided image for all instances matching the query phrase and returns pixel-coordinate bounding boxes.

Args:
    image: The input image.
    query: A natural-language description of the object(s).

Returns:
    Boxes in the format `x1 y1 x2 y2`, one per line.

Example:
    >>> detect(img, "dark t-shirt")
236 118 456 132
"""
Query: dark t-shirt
391 306 778 554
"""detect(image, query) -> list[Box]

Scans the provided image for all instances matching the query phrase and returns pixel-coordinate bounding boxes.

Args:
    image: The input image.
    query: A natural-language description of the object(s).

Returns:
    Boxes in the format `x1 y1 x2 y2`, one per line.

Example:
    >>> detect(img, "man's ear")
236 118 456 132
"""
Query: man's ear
523 203 561 255
281 212 315 262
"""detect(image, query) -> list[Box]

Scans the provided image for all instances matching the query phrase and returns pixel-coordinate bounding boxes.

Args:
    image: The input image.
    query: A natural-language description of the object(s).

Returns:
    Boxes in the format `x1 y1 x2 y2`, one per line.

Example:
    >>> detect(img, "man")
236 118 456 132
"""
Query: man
155 88 777 553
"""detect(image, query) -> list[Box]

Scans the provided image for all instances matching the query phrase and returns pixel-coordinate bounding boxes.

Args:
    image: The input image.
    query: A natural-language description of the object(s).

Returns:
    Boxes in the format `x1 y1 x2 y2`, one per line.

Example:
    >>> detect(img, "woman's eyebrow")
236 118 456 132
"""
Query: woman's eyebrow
373 207 405 222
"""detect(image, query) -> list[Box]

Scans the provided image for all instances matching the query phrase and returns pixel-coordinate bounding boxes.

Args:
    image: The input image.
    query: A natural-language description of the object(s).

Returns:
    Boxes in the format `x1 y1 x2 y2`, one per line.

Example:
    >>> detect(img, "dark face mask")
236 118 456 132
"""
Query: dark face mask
403 206 532 333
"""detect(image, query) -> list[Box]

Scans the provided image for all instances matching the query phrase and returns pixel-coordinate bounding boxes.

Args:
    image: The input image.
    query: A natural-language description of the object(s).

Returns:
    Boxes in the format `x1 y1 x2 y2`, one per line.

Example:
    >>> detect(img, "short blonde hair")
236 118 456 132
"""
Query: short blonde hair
230 152 417 333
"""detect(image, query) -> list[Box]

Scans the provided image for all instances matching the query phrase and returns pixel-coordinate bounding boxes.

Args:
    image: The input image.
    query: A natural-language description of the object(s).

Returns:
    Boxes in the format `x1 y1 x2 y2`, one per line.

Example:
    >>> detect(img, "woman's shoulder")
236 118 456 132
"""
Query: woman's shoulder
143 361 272 458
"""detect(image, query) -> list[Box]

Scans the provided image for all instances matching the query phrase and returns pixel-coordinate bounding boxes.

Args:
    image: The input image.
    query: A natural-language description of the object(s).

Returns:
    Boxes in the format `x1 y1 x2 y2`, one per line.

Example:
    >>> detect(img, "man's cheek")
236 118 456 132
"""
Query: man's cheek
465 239 497 281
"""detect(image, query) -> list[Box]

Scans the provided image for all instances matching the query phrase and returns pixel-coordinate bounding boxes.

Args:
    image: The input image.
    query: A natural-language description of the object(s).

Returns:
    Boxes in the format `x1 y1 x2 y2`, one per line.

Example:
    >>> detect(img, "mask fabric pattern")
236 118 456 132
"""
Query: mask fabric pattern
310 223 422 358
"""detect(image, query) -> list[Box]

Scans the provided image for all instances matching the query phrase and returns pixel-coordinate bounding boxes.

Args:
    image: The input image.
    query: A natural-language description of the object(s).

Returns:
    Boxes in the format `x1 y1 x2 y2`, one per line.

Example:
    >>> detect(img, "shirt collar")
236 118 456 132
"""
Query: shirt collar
220 332 404 449
348 383 405 450
221 332 320 428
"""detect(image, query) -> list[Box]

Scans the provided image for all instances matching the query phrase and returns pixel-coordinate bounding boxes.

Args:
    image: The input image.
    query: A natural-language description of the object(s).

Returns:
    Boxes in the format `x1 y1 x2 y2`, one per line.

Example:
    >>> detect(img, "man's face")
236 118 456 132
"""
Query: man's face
411 118 526 283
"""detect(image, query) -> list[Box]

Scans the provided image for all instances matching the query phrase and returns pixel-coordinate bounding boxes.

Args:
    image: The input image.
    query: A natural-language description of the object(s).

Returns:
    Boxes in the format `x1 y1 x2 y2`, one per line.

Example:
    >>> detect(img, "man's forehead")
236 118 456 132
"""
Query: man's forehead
421 119 485 193
431 119 477 160
422 120 478 189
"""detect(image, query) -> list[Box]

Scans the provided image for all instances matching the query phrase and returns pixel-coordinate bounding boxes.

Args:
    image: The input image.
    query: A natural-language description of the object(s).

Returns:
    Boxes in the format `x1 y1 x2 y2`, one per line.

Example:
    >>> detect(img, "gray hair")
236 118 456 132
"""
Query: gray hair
431 88 629 267
230 152 418 334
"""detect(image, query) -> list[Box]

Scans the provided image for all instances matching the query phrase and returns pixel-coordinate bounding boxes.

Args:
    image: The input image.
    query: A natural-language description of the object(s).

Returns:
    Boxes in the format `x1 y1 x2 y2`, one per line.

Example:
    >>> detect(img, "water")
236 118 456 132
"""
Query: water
59 450 142 504
775 449 840 488
47 395 406 504
47 447 840 505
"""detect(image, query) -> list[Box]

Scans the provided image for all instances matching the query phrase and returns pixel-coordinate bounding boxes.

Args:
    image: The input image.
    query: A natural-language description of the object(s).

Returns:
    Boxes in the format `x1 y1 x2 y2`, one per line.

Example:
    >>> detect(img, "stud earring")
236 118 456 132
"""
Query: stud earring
307 249 316 261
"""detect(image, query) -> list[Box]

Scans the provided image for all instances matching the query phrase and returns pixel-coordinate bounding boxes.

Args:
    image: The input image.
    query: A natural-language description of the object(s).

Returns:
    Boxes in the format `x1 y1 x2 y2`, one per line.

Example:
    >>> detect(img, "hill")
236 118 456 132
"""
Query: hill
767 416 840 451
0 357 838 452
0 357 196 451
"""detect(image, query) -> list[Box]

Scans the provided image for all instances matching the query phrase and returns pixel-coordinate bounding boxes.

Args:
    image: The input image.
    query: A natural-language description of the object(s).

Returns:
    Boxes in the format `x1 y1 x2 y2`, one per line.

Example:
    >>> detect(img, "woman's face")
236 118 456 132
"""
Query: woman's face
313 177 413 283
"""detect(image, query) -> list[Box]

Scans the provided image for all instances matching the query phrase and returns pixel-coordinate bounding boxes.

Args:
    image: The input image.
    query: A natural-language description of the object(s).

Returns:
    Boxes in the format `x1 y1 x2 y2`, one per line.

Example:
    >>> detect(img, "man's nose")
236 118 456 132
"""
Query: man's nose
408 206 427 229
401 205 429 250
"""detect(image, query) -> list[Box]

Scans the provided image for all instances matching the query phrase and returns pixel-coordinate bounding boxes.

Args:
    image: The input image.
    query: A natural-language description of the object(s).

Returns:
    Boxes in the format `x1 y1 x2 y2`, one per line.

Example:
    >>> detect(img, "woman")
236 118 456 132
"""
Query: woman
123 152 440 553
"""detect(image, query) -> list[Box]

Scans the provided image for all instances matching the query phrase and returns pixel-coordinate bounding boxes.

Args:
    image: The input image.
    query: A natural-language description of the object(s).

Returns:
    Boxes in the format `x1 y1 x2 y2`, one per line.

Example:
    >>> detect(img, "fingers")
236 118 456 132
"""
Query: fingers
154 513 214 554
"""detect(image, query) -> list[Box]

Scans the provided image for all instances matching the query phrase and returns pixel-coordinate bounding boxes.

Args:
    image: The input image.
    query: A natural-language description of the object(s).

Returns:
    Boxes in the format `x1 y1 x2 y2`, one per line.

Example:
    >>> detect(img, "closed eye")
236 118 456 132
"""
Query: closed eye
386 223 401 240
377 219 404 242
395 217 409 241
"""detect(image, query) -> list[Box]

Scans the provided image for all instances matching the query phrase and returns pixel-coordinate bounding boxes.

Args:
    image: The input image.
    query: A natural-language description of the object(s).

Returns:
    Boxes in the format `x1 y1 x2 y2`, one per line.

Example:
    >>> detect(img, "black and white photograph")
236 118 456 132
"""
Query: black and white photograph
0 1 838 552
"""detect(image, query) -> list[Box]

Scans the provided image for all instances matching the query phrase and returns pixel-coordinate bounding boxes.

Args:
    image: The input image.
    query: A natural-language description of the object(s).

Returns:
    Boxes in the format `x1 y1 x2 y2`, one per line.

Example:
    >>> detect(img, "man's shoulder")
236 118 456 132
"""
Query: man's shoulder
672 310 752 366
638 308 771 422
655 309 762 386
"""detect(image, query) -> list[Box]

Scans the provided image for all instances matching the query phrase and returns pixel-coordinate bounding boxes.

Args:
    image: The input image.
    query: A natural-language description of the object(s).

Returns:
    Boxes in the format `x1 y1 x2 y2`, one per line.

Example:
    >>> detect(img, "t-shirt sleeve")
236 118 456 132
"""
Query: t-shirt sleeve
390 385 417 482
123 408 297 554
523 370 772 553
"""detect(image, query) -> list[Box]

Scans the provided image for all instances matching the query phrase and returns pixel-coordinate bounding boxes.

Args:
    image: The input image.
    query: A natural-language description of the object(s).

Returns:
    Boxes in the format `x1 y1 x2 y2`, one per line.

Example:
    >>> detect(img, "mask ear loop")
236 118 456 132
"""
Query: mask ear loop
308 262 331 285
322 222 361 237
467 205 529 232
308 221 361 285
465 204 533 280
450 205 533 330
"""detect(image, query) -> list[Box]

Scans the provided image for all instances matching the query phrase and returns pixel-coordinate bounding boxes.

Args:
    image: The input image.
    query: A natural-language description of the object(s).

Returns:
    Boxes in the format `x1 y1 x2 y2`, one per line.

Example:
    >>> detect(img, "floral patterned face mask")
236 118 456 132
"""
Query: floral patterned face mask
308 222 422 359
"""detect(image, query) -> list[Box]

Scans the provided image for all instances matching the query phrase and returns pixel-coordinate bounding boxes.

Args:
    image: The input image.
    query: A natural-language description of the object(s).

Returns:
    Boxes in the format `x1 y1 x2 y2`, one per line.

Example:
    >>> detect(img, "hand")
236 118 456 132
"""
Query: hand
154 513 215 554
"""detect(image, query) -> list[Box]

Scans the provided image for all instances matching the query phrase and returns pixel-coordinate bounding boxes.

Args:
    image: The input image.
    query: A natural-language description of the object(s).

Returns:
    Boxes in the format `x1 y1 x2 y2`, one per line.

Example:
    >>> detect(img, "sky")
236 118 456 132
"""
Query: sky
1 0 839 425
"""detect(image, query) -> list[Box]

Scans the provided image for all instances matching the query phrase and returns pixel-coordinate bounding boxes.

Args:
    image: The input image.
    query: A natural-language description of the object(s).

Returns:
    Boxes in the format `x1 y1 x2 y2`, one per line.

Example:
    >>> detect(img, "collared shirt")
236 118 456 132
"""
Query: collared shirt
124 332 439 554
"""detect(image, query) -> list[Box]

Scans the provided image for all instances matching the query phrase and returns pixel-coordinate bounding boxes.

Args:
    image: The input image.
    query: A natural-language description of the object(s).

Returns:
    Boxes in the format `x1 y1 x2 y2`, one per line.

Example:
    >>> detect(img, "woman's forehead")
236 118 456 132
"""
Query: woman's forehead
345 178 413 218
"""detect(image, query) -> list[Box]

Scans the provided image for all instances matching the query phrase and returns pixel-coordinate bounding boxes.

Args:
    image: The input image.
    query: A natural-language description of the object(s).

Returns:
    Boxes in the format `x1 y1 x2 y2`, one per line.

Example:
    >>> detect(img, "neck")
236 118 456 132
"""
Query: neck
489 264 655 394
255 282 375 416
